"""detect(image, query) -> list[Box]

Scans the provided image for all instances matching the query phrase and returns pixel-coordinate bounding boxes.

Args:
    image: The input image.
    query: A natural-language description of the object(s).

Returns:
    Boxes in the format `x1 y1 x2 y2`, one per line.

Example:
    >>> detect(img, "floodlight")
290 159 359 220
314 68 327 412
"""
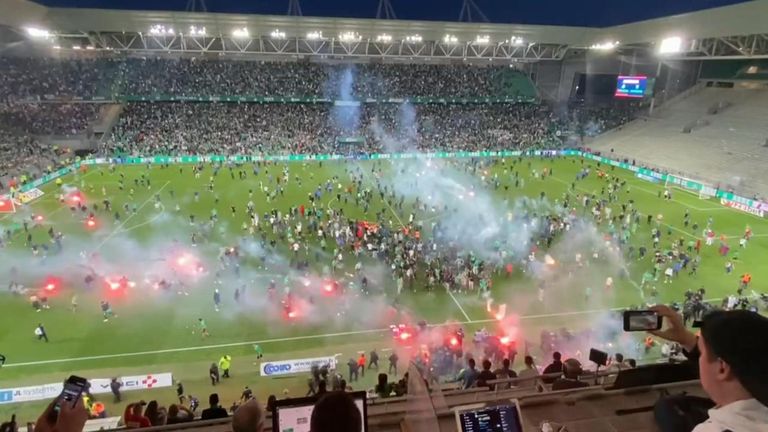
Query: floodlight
189 26 207 36
85 45 95 50
589 41 619 50
443 34 458 44
270 29 286 39
475 35 490 44
405 34 422 43
511 37 524 46
72 45 82 50
376 34 392 43
306 31 323 40
232 27 249 39
25 27 50 38
149 25 174 36
659 36 682 54
339 31 361 42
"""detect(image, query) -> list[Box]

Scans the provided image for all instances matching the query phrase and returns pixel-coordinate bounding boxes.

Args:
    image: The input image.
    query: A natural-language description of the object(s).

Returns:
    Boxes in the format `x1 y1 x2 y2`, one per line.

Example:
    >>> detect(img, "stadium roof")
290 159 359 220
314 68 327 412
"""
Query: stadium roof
28 0 752 28
2 0 768 60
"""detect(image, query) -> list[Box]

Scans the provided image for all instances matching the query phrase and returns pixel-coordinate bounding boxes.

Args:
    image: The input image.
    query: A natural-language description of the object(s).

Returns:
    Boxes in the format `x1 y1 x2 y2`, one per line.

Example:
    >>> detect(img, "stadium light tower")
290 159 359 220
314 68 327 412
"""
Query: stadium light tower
376 0 397 20
458 0 489 23
287 0 303 16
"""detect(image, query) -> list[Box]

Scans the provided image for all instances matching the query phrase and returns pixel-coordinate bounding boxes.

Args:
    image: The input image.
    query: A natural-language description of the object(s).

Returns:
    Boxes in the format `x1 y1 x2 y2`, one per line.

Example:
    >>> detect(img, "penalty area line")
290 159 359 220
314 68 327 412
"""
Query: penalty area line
93 181 170 251
447 290 472 322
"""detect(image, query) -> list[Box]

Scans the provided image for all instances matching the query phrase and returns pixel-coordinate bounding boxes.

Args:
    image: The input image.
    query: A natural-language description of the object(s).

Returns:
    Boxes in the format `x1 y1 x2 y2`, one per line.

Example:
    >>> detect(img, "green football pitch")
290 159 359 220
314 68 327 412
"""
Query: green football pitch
1 155 767 421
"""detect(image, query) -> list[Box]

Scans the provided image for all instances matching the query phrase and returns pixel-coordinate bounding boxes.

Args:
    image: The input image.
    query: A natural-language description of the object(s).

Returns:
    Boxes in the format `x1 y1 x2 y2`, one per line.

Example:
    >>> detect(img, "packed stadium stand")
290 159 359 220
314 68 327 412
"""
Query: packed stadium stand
4 0 768 431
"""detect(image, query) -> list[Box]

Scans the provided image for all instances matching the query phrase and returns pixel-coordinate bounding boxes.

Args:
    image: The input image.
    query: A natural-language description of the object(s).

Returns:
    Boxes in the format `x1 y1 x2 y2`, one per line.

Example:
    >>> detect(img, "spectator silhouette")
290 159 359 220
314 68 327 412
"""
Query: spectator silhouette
541 351 564 384
552 358 589 391
311 392 362 432
201 393 228 420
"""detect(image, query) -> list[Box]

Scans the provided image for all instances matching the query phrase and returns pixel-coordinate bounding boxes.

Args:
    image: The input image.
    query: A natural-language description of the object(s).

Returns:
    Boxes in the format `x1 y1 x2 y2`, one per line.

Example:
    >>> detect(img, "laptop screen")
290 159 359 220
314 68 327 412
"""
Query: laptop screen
456 403 524 432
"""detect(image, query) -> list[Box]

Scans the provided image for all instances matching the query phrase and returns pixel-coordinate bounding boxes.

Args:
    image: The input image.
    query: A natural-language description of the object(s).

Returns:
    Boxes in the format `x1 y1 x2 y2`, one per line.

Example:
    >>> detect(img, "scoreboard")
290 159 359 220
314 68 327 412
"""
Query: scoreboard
615 75 648 98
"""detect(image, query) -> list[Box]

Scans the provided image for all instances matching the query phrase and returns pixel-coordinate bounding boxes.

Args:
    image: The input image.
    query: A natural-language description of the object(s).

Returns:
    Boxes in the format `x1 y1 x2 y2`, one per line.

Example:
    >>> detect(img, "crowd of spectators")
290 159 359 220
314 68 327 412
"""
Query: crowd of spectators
0 102 99 184
0 57 120 101
105 102 562 156
2 306 766 432
0 56 645 187
564 102 643 137
0 103 99 136
0 57 517 100
116 59 505 99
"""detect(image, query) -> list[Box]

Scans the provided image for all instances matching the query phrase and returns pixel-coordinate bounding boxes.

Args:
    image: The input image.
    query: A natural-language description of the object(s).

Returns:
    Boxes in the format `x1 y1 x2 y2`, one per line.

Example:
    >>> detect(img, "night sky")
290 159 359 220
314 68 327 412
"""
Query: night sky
33 0 750 27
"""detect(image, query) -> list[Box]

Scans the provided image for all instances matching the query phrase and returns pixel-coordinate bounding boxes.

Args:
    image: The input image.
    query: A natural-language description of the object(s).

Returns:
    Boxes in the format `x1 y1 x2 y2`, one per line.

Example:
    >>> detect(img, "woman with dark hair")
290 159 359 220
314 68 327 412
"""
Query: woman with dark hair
143 400 166 426
166 404 194 425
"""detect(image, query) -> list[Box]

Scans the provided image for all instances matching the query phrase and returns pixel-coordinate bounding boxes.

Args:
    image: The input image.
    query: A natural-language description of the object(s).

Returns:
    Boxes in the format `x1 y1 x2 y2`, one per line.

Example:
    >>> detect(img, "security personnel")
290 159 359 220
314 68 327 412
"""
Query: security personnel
219 355 232 378
368 349 379 370
388 352 399 376
357 353 366 378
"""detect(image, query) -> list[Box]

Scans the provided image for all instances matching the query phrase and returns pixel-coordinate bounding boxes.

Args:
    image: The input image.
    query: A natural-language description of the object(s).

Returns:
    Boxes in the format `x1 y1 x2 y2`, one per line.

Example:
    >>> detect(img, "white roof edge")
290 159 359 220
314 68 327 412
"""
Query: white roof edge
3 0 767 46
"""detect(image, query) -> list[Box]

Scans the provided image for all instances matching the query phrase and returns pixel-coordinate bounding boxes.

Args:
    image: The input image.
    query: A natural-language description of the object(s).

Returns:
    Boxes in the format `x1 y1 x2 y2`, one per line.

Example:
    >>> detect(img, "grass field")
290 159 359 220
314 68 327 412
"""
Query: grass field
1 155 767 421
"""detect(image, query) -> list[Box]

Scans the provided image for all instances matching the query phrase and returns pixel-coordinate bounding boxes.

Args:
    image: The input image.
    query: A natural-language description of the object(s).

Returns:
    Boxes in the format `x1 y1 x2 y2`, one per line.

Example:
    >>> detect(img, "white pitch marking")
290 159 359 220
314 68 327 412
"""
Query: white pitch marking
93 181 170 251
8 298 730 369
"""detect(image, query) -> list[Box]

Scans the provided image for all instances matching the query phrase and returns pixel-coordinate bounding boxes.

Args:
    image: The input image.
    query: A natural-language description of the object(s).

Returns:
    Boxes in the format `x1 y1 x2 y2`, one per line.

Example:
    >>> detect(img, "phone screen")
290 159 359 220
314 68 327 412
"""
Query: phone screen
623 310 662 331
54 376 87 412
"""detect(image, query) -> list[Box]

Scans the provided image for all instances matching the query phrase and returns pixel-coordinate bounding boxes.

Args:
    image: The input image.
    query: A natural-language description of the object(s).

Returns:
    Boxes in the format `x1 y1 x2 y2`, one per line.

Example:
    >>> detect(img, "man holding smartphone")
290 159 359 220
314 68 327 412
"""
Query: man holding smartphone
32 379 89 432
650 305 768 432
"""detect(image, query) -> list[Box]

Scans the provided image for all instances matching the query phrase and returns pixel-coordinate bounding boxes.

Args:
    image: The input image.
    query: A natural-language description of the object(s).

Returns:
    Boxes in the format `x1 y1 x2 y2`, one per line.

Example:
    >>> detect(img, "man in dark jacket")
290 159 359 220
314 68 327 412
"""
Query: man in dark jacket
541 351 564 384
110 378 122 402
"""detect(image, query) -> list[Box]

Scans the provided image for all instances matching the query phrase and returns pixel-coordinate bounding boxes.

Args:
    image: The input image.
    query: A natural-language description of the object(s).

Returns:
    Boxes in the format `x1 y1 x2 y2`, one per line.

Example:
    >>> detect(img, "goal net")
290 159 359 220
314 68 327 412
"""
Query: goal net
665 175 715 200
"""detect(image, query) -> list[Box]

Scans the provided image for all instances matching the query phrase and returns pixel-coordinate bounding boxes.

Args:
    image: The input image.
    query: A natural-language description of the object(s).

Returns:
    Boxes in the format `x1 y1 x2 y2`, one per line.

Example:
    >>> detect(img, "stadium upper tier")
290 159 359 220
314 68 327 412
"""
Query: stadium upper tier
0 57 538 101
589 86 768 197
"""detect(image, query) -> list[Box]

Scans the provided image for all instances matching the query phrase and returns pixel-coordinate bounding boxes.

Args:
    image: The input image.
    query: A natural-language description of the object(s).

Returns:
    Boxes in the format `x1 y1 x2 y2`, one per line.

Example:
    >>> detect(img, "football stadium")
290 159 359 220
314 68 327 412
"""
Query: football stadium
1 0 768 431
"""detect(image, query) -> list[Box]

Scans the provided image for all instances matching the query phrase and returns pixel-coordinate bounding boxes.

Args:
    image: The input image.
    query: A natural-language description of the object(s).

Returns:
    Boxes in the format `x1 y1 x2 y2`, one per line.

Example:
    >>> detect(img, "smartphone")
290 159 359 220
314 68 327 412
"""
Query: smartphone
623 310 663 332
49 375 88 422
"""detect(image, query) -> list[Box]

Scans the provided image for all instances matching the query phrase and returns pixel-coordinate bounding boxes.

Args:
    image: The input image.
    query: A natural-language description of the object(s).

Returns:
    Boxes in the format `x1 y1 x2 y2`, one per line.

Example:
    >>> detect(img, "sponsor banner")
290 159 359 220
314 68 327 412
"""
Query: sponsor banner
721 199 765 218
636 173 660 184
14 188 44 205
0 373 172 405
0 383 62 404
261 356 337 377
89 373 172 394
119 373 174 391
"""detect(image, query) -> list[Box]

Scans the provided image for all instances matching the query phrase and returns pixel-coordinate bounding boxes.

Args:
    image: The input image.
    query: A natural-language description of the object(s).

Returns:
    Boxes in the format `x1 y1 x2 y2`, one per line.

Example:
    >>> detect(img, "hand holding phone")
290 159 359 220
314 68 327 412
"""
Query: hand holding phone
623 310 663 332
47 376 88 423
36 384 89 432
645 305 698 351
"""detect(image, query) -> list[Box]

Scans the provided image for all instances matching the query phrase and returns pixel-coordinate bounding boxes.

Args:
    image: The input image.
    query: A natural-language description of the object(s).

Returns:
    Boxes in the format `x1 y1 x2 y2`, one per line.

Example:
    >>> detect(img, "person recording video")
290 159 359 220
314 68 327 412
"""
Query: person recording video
649 305 768 432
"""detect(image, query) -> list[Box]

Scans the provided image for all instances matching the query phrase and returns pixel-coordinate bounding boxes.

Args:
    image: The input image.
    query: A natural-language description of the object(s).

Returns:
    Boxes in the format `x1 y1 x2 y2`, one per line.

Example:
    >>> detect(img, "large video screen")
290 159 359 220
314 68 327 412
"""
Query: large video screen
615 76 648 98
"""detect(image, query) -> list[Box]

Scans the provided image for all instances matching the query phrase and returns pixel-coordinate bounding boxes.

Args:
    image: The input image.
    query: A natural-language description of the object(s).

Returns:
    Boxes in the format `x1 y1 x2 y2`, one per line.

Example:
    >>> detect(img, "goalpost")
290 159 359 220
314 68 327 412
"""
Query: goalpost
664 175 716 200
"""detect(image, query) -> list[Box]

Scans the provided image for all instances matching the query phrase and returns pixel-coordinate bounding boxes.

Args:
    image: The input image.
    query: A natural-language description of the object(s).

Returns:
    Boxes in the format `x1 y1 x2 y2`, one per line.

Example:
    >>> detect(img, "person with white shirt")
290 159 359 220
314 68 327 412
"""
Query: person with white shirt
651 305 768 432
516 355 540 389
